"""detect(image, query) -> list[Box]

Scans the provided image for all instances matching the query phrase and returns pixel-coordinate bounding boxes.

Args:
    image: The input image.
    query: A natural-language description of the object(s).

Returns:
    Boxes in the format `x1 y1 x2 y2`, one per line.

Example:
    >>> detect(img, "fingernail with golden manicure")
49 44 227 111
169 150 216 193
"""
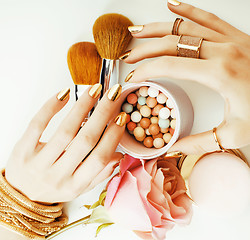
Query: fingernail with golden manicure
168 0 181 6
124 70 135 82
108 84 122 101
128 25 144 33
165 151 183 157
89 83 102 98
115 112 127 127
119 50 131 60
57 88 70 101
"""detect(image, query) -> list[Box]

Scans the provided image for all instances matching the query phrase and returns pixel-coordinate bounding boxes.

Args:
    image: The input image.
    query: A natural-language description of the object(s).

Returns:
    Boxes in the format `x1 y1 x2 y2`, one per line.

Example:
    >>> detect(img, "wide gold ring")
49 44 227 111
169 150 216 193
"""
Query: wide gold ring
172 18 184 35
177 35 203 58
212 127 226 152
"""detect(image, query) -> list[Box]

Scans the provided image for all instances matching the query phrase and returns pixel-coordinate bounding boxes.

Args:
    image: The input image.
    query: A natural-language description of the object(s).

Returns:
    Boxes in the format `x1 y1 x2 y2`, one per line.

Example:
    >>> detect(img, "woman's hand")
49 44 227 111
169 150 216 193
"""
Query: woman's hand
5 84 126 203
121 0 250 154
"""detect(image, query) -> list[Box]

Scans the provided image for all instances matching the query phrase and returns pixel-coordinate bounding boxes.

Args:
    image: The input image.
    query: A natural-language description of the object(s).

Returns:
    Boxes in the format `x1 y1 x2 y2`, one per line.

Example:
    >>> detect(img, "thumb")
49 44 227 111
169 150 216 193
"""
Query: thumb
168 129 221 155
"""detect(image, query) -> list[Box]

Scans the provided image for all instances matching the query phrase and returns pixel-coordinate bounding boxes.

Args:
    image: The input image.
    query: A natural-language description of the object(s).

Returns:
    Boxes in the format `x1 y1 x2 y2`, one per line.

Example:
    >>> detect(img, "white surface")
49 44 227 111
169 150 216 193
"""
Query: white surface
0 0 249 240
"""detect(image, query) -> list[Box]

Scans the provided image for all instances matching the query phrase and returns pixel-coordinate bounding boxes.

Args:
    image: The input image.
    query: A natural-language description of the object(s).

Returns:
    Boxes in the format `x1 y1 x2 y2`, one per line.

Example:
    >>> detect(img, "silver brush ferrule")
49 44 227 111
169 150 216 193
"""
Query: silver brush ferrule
100 59 119 98
75 84 94 121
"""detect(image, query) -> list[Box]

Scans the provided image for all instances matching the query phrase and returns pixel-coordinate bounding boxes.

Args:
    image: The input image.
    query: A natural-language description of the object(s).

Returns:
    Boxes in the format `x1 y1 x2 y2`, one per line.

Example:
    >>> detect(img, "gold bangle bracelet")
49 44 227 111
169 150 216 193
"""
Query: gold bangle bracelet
0 170 63 214
0 169 68 239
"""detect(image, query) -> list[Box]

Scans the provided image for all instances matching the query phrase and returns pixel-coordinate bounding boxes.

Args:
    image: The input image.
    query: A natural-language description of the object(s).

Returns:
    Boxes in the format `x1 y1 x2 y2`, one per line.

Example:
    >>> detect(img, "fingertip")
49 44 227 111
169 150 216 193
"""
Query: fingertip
56 88 70 102
128 25 144 35
167 0 182 9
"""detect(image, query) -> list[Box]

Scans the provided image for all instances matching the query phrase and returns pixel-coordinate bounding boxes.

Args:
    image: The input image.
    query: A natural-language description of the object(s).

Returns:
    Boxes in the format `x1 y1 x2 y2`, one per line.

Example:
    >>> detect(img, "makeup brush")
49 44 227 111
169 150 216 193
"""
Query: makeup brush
67 41 102 101
93 13 133 97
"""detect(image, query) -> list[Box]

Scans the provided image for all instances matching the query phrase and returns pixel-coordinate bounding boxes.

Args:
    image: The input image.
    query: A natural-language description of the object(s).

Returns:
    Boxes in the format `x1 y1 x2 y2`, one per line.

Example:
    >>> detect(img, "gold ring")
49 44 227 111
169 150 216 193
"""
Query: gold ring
212 127 226 152
172 18 184 35
177 35 203 58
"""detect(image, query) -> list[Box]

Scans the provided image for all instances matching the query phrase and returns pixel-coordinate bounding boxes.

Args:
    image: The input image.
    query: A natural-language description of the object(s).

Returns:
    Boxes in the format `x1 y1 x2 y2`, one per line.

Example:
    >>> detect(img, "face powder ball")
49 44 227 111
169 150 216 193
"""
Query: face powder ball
160 127 169 133
126 114 131 123
138 96 146 106
143 136 154 148
159 107 170 120
158 118 170 129
152 104 164 116
153 138 165 148
148 86 159 98
171 109 176 118
150 116 159 124
145 128 151 135
149 124 160 136
122 103 133 113
139 86 148 97
134 127 146 142
140 105 151 118
170 119 176 129
140 118 151 129
166 98 174 109
157 93 167 104
131 111 142 123
163 133 172 143
152 132 163 139
146 97 157 108
127 93 138 105
127 121 137 131
169 127 175 135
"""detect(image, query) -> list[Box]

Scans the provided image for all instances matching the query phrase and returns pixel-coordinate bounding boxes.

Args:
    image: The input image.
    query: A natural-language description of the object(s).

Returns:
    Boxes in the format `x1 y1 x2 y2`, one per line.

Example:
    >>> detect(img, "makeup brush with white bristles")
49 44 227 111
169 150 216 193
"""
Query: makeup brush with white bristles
93 13 133 97
67 41 102 101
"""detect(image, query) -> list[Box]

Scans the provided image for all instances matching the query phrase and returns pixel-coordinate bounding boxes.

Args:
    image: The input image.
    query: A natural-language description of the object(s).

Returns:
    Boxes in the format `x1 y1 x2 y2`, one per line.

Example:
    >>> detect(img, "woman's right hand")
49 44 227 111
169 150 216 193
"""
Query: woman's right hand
4 83 126 203
122 1 250 155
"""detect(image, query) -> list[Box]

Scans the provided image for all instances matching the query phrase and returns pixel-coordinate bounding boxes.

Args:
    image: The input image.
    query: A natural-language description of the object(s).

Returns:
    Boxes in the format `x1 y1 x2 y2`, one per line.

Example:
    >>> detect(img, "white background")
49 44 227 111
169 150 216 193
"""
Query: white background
0 0 249 239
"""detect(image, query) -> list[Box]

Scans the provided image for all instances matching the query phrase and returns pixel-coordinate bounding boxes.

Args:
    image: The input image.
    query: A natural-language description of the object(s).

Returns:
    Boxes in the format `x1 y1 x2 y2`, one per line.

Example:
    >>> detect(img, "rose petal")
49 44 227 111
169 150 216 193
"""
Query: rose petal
134 231 154 240
105 175 122 208
144 159 158 177
105 155 144 208
157 160 180 175
152 225 172 240
120 154 142 176
107 171 152 231
172 194 193 225
131 160 163 226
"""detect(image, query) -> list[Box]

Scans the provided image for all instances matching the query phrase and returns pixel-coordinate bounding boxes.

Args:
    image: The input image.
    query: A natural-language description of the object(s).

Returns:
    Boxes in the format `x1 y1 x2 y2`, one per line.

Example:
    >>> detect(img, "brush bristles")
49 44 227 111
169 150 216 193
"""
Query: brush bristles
67 42 102 85
93 13 133 60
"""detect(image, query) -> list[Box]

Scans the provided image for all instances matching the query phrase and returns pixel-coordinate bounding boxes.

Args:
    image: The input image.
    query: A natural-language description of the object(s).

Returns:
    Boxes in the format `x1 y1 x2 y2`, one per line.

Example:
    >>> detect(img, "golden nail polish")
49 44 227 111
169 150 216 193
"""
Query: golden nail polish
107 84 122 101
128 25 144 33
89 83 102 98
168 0 181 6
124 70 135 82
119 50 131 60
57 88 70 101
165 151 183 157
114 112 127 127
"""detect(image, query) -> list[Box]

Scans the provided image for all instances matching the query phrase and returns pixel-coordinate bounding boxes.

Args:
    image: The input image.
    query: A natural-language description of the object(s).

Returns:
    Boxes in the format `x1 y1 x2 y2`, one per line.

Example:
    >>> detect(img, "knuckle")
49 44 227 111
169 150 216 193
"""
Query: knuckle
77 134 96 149
183 21 195 32
28 119 43 133
185 5 196 15
223 42 242 58
57 128 75 143
97 102 112 117
95 155 109 169
205 12 219 22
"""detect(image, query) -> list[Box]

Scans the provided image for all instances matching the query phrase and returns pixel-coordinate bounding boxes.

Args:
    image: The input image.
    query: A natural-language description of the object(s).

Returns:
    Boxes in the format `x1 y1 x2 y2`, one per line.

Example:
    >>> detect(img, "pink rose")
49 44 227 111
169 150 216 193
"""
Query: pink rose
104 154 193 240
